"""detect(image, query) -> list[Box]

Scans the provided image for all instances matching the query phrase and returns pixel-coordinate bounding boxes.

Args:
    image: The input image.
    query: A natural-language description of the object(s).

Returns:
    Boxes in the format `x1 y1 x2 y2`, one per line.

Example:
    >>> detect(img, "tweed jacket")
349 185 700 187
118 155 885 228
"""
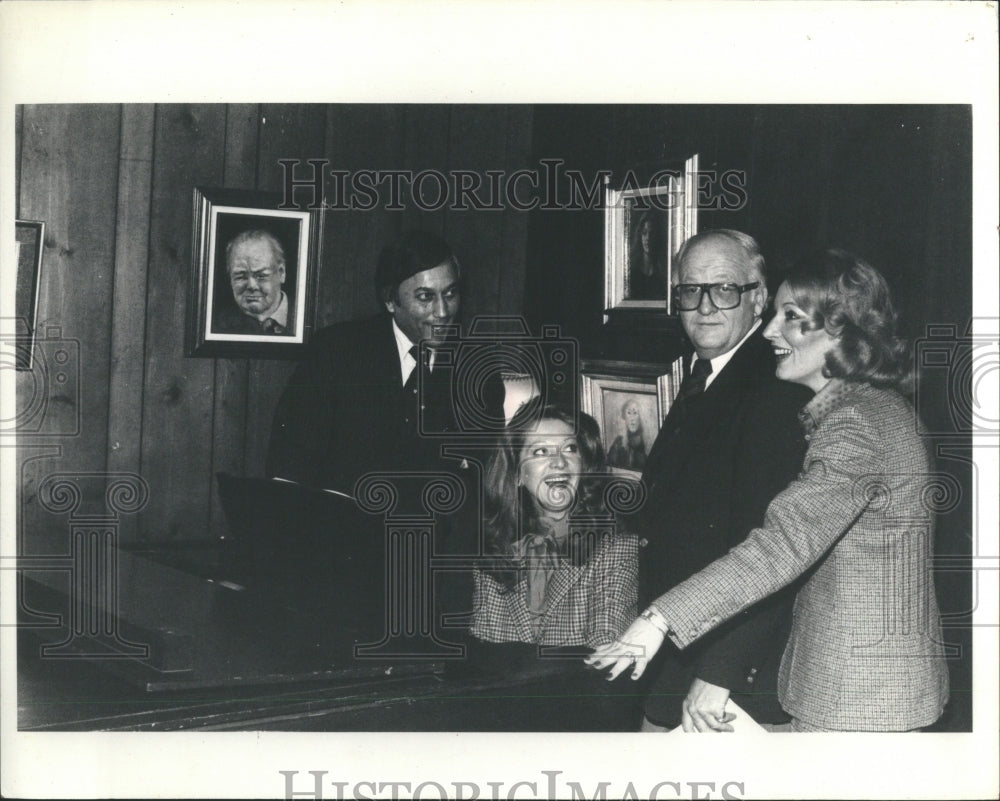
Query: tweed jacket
651 380 950 731
471 532 639 649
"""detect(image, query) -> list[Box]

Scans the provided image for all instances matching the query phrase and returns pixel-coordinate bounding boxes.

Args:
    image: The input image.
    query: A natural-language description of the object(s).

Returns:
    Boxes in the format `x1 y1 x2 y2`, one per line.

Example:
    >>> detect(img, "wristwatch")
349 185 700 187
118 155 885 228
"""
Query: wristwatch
639 607 672 636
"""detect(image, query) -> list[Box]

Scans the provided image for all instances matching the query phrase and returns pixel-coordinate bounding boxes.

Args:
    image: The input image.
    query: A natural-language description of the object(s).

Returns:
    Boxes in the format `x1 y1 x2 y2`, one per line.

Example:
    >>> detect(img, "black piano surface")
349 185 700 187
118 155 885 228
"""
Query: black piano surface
16 542 643 732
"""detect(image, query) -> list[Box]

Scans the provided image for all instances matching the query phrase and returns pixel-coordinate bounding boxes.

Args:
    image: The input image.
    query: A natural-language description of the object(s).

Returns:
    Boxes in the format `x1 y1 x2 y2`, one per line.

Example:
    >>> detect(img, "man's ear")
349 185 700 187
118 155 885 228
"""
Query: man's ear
752 287 767 318
384 299 396 315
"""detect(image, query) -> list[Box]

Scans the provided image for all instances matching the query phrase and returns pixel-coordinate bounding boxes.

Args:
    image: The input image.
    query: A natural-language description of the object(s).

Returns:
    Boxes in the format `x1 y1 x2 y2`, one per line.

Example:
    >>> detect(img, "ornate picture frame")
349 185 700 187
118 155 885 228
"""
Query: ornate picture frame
14 219 45 370
187 186 323 358
580 358 683 479
604 153 699 322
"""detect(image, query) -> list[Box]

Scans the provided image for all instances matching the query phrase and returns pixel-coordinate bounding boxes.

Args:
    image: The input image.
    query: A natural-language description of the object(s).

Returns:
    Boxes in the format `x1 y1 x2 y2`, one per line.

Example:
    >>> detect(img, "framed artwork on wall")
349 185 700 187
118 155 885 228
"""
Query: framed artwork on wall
580 358 682 479
187 186 323 358
14 219 45 370
604 153 699 322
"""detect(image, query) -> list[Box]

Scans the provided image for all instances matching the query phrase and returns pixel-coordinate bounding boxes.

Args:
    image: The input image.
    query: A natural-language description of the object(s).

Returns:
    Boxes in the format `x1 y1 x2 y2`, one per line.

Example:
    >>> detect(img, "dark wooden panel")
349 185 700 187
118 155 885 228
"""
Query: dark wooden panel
107 105 156 542
239 105 327 485
443 106 510 324
207 104 259 537
140 104 226 540
401 105 450 236
497 107 533 316
320 104 405 325
17 104 122 550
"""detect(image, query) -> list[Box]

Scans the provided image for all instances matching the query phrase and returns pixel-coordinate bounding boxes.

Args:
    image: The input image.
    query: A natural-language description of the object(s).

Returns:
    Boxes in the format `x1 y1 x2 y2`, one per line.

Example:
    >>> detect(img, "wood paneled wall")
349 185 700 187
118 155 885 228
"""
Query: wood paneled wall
16 104 533 546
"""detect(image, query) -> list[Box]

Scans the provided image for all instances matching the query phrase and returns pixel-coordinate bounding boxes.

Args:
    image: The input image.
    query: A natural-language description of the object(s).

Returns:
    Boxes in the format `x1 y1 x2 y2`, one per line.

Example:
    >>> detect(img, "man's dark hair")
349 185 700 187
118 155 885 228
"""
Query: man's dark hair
375 229 461 306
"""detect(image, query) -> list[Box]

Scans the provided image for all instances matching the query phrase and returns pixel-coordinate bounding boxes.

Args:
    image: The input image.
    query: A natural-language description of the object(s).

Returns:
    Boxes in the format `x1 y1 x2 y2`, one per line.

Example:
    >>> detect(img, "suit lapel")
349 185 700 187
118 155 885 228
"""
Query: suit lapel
535 559 585 639
642 329 768 488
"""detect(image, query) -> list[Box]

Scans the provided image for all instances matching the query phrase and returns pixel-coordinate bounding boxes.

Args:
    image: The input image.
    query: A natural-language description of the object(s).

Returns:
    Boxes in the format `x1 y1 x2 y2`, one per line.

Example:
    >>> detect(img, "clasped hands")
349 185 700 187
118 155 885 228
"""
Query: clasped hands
586 615 737 733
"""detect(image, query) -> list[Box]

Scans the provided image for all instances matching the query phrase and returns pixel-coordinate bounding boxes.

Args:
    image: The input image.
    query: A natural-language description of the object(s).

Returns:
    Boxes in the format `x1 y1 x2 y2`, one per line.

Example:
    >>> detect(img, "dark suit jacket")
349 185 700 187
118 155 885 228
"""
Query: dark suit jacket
266 313 504 494
212 291 296 336
636 326 812 726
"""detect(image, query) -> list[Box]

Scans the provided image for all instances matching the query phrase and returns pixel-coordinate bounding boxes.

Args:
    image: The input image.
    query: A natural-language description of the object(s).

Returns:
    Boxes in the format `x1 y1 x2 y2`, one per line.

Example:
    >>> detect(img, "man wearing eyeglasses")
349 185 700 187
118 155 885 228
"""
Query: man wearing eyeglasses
633 229 812 732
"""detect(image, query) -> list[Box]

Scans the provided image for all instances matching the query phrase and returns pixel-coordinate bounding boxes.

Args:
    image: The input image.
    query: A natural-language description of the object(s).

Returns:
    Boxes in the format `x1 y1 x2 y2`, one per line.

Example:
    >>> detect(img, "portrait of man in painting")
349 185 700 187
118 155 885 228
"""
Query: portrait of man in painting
209 214 302 339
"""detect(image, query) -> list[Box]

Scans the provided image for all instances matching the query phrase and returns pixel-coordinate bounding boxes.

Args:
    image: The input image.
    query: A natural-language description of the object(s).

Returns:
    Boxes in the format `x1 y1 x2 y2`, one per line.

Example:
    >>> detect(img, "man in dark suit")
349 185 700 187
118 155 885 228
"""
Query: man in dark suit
266 228 505 494
213 229 296 336
266 230 506 655
635 229 811 732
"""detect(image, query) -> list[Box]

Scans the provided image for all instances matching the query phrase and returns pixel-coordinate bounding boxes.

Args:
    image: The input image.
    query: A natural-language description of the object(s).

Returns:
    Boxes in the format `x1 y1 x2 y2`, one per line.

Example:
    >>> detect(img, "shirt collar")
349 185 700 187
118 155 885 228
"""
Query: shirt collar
391 318 417 383
695 319 762 390
797 378 853 435
248 291 288 325
268 291 289 329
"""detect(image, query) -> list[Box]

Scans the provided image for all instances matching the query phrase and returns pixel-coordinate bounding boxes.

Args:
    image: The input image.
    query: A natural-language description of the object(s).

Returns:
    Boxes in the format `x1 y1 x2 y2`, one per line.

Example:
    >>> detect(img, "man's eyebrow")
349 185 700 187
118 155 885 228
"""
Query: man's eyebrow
415 283 459 293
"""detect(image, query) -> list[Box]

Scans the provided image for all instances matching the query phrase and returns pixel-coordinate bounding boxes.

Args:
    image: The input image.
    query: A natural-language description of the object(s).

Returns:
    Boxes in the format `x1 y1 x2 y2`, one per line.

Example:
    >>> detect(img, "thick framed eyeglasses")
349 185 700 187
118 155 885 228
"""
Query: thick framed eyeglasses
673 282 760 311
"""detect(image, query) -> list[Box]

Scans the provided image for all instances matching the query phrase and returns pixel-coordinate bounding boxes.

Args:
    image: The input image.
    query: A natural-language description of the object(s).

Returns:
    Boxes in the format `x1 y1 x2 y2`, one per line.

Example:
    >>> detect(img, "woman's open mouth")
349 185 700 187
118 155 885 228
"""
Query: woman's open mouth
773 347 791 362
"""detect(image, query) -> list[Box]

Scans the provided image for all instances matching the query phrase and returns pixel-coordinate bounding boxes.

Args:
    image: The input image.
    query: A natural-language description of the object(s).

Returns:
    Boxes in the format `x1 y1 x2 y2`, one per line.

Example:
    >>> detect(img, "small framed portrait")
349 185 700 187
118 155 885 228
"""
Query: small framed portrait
14 219 45 370
580 359 683 479
187 186 323 358
604 153 699 321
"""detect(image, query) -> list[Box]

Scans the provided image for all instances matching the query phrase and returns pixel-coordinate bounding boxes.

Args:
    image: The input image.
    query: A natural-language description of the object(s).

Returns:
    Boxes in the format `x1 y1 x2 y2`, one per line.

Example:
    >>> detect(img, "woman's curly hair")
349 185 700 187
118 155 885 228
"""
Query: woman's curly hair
786 248 912 391
480 398 612 590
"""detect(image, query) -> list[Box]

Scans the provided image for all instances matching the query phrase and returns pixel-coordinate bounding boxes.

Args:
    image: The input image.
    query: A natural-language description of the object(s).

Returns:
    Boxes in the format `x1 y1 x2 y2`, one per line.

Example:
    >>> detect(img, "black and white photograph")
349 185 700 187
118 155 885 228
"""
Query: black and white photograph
1 3 997 801
188 186 319 358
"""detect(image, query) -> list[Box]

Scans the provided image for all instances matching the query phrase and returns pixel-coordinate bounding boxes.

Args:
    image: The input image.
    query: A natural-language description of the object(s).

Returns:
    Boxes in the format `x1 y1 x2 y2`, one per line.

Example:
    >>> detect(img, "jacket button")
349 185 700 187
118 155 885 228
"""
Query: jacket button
746 676 755 684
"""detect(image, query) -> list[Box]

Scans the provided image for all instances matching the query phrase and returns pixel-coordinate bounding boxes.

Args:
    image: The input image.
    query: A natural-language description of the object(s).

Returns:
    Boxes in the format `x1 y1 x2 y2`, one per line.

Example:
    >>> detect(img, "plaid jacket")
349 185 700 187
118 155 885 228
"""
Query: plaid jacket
652 381 950 731
471 532 639 649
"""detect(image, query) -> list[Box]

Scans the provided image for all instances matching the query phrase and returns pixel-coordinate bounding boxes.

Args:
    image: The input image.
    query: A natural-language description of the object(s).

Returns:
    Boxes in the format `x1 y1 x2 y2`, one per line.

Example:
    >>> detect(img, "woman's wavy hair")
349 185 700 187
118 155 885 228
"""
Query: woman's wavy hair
785 248 912 390
480 398 611 589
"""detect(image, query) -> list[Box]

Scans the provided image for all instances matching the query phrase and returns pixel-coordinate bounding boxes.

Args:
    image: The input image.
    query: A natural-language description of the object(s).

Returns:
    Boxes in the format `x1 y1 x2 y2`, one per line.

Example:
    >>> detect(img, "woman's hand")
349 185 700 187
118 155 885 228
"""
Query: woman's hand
584 615 666 680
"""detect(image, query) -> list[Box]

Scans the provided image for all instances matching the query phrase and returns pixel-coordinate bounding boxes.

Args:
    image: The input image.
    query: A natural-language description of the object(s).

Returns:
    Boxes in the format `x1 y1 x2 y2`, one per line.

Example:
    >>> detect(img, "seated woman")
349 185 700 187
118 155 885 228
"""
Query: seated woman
589 248 950 733
467 400 641 728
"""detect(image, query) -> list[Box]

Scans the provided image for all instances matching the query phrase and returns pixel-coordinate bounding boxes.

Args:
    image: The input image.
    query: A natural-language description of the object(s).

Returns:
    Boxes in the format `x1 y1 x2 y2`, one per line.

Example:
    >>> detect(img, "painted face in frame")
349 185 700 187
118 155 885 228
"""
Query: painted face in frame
228 237 285 319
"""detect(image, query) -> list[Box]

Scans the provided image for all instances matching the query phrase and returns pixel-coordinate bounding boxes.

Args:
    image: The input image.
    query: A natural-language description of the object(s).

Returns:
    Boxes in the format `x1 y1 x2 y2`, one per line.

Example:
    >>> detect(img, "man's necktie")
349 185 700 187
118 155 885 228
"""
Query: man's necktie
403 345 425 428
262 318 285 335
677 357 713 401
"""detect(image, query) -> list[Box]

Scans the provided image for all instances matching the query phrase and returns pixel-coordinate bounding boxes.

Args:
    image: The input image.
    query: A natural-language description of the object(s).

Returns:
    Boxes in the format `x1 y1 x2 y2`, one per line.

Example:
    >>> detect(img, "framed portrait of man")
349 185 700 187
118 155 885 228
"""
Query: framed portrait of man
186 186 323 358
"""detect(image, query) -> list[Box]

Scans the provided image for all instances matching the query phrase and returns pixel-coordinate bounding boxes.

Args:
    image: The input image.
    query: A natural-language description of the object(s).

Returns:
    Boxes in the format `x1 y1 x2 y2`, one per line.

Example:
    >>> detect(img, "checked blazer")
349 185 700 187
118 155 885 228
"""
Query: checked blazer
470 532 639 649
651 380 950 731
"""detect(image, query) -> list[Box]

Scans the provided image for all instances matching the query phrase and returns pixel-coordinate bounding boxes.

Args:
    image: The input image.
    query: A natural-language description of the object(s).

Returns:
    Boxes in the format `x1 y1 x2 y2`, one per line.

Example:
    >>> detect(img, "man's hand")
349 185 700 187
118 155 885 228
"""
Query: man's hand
585 616 666 681
681 677 736 732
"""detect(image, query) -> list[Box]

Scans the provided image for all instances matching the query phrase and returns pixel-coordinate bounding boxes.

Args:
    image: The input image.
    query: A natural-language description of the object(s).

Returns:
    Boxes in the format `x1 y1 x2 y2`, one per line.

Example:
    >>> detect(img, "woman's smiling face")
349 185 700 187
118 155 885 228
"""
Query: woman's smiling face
763 282 840 393
518 418 583 517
